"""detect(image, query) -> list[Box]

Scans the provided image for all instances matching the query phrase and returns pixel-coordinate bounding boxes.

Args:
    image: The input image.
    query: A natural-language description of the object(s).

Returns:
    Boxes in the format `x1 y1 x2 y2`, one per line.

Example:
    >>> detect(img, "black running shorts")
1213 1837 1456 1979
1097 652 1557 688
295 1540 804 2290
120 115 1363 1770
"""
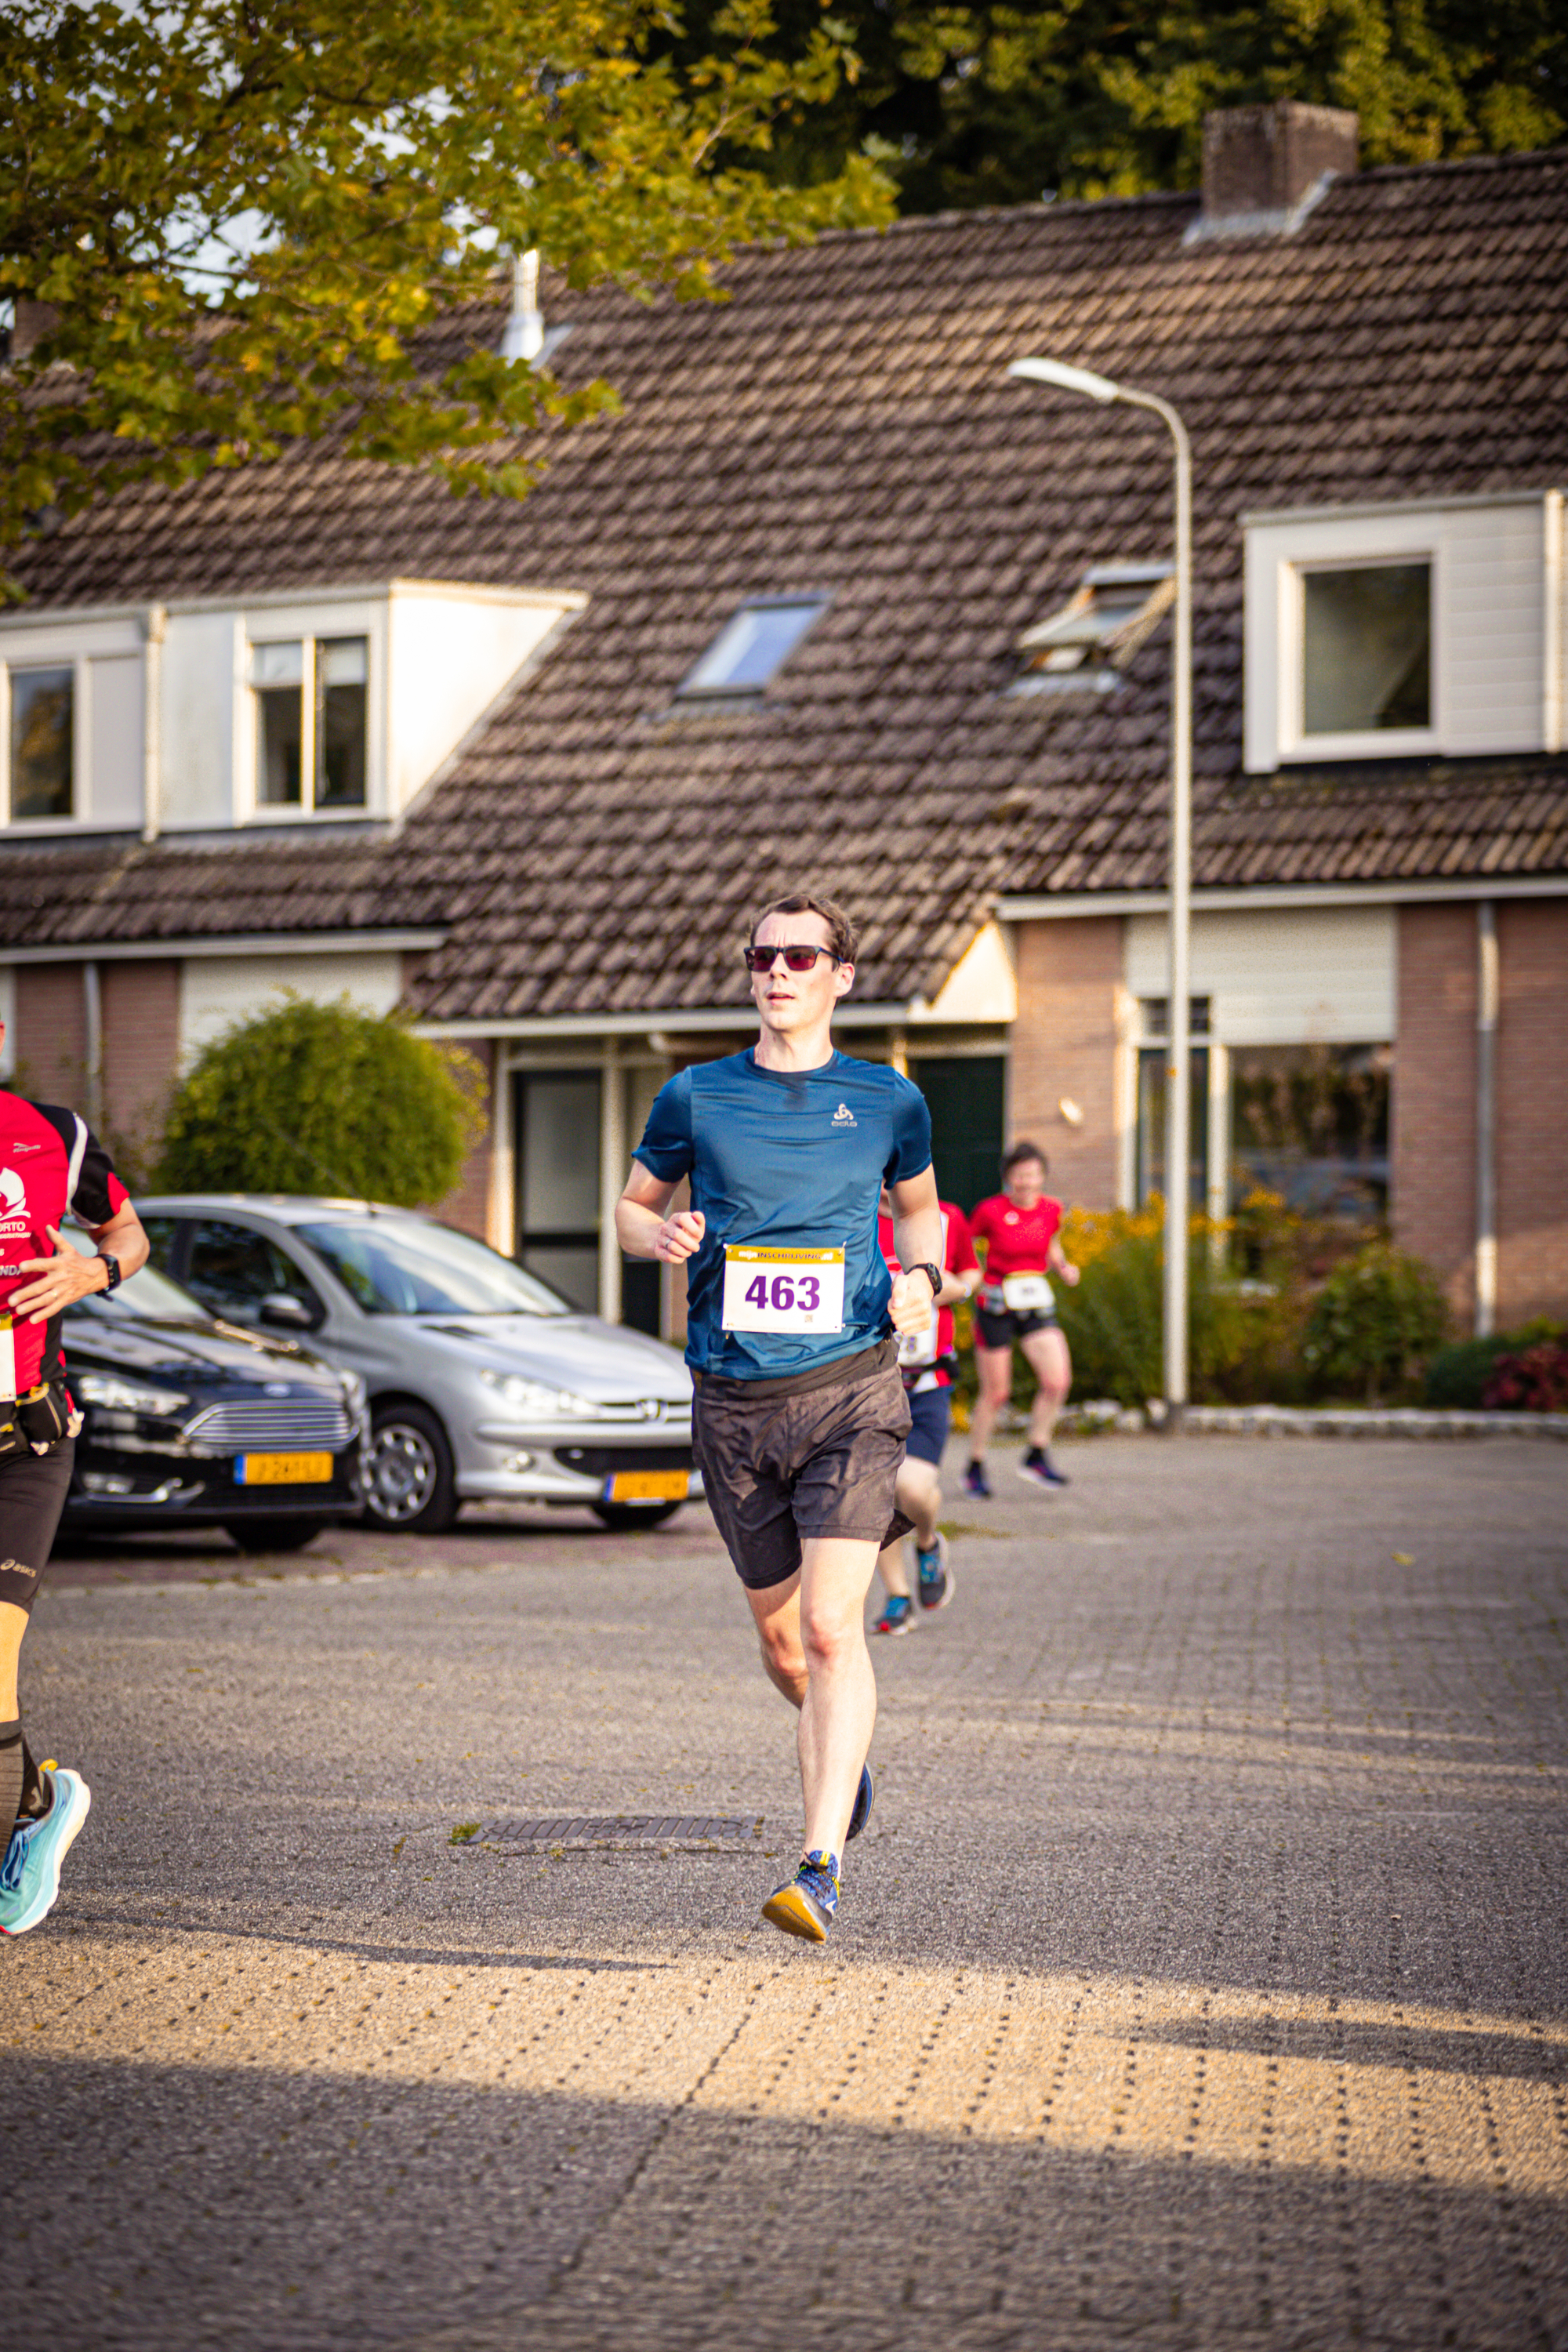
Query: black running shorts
975 1304 1058 1350
693 1348 913 1592
0 1439 75 1616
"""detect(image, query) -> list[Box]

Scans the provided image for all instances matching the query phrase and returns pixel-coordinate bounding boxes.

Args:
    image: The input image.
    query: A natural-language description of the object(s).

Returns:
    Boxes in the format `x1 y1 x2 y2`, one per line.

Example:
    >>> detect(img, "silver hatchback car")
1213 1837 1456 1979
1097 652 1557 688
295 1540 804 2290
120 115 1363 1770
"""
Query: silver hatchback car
136 1196 698 1536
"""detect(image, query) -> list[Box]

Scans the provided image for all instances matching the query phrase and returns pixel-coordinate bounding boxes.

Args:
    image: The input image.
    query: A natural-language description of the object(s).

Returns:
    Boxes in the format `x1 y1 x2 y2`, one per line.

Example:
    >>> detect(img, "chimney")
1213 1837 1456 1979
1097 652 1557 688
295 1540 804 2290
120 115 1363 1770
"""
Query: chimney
1187 101 1358 243
499 249 546 365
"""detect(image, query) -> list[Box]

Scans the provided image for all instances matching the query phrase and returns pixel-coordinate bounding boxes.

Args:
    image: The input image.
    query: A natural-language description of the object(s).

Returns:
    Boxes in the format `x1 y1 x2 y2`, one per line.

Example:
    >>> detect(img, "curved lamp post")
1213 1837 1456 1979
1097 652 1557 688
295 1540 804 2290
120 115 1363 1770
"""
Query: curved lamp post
1007 356 1193 1416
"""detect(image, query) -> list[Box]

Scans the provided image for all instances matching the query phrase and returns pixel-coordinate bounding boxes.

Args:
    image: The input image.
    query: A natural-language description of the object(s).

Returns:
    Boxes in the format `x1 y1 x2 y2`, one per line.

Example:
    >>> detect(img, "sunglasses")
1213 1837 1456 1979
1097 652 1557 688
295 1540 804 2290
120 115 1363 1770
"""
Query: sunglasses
742 944 841 973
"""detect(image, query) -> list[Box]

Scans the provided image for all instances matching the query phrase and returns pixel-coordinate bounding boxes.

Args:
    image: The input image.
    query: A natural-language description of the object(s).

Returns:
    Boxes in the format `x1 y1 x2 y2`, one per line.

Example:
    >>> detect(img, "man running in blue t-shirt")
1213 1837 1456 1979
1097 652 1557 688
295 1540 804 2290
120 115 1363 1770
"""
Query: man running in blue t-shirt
617 891 944 1944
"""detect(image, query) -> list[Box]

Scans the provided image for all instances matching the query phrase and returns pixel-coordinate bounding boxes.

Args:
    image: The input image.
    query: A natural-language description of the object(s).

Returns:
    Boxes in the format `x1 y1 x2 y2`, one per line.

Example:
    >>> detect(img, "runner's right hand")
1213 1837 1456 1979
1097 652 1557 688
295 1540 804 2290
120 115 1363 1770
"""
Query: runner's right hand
656 1210 706 1263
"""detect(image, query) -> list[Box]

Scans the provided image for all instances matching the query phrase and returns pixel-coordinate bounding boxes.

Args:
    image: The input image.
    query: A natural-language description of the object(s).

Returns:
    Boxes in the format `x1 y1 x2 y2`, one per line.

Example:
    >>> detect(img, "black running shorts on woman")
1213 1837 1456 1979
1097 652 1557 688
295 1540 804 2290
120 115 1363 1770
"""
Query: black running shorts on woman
694 1342 913 1591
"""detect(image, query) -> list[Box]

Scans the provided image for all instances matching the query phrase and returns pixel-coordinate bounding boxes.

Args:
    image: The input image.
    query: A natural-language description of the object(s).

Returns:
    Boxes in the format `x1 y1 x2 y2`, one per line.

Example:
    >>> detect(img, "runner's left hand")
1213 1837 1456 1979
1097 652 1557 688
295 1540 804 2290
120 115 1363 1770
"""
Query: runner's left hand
1060 1261 1081 1287
11 1228 106 1322
887 1269 935 1337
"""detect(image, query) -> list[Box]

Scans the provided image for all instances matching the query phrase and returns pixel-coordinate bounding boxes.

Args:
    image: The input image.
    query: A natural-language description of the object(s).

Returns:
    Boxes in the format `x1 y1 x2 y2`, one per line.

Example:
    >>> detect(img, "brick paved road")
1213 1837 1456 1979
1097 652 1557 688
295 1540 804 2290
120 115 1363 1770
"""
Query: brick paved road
4 1436 1566 2352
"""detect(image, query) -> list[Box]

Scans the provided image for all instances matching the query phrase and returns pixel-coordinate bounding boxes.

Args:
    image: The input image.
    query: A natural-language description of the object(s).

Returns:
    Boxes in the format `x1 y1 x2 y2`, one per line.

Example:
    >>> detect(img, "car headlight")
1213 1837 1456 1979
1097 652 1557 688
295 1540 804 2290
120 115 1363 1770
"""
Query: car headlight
339 1368 368 1417
478 1368 593 1417
73 1370 191 1416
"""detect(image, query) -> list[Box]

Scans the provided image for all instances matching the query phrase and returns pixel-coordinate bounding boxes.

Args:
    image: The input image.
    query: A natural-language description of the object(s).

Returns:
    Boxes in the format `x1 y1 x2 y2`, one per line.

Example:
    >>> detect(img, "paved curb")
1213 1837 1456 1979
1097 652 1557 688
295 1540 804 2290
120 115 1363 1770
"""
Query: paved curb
1060 1399 1568 1439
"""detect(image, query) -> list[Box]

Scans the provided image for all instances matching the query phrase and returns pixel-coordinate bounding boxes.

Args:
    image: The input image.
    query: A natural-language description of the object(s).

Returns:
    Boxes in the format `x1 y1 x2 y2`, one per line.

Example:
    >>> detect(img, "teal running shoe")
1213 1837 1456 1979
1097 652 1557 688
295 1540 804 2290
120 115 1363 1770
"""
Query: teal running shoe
761 1849 840 1943
0 1766 91 1936
916 1530 955 1613
873 1594 915 1637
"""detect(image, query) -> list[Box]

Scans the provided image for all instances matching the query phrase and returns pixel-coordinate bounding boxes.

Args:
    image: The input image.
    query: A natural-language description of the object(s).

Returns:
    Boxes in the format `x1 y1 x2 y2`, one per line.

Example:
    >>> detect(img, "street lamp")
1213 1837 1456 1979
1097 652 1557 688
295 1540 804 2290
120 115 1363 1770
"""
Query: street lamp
1007 354 1193 1417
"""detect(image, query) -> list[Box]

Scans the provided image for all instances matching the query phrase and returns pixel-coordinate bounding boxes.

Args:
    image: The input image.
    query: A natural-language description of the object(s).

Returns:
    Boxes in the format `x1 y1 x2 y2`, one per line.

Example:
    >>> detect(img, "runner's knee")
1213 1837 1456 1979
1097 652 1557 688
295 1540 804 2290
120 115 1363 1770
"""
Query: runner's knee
800 1598 866 1665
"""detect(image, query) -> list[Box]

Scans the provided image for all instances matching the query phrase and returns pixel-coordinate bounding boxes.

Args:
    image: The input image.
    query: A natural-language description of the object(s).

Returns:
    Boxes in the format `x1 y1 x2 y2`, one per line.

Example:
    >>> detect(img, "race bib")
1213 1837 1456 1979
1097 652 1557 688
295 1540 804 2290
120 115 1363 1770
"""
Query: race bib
897 1314 937 1368
0 1313 14 1403
1002 1272 1053 1312
721 1246 844 1334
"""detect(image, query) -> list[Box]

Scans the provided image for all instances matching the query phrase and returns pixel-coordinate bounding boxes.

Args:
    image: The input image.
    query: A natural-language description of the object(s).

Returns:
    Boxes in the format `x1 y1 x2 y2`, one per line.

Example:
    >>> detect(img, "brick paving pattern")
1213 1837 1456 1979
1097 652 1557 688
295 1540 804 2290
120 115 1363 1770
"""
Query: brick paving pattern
4 1436 1566 2350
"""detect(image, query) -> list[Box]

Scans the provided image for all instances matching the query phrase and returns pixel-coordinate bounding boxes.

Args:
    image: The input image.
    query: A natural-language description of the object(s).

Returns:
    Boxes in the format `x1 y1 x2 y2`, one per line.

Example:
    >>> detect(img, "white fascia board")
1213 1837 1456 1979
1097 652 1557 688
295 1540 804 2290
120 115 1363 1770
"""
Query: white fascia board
0 581 586 633
0 928 446 964
1241 489 1559 528
996 876 1568 920
415 1000 918 1041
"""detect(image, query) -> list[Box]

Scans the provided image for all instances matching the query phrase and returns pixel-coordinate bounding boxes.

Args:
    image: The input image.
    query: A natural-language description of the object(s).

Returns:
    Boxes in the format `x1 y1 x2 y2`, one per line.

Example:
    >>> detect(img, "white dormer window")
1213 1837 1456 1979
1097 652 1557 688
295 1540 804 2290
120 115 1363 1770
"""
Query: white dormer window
1245 492 1565 771
250 635 368 811
1009 564 1174 696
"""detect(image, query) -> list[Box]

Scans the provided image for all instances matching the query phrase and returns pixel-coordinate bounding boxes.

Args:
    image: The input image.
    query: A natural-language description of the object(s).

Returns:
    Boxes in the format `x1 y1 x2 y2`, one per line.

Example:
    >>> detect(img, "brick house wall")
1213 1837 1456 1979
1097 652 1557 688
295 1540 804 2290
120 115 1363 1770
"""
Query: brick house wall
427 1035 494 1241
1392 905 1477 1322
101 960 180 1178
1495 898 1568 1323
13 963 89 1105
1009 917 1121 1210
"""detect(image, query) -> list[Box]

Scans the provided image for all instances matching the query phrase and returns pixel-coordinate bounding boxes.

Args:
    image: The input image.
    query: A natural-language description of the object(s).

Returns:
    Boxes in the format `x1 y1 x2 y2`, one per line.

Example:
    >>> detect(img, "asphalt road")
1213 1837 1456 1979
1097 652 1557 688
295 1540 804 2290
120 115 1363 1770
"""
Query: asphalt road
4 1435 1566 2352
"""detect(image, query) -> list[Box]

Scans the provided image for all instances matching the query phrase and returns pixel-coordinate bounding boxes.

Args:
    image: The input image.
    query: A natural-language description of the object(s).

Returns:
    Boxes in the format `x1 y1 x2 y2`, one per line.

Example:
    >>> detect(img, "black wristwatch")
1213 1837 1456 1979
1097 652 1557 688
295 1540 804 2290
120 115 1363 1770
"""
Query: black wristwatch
98 1252 122 1292
915 1261 943 1300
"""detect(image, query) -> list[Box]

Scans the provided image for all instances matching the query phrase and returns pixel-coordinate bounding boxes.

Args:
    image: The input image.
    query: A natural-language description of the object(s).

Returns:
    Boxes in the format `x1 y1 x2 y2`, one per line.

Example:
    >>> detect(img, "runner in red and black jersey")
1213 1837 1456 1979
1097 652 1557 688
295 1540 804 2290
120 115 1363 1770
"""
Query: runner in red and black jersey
871 1191 979 1633
0 1067 148 1935
966 1141 1079 1496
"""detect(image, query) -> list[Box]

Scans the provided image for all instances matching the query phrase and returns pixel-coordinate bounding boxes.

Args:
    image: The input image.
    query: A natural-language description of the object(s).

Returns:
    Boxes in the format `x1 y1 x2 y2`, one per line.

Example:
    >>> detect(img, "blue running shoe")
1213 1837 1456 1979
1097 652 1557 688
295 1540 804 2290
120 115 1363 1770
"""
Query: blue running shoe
0 1766 91 1936
873 1595 914 1637
963 1461 991 1499
916 1530 954 1613
847 1762 874 1842
1016 1449 1069 1490
762 1849 840 1943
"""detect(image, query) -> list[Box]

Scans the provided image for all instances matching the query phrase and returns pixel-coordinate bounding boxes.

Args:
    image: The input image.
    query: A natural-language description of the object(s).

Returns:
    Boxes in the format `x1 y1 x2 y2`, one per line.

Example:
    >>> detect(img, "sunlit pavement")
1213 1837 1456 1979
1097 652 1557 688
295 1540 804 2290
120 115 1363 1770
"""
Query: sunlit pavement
5 1436 1566 2352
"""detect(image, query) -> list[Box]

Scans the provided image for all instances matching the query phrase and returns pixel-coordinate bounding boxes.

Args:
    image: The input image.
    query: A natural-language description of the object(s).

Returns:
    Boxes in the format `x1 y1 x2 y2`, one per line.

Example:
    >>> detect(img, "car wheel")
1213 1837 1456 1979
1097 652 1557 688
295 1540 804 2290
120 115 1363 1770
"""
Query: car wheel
366 1402 457 1535
223 1518 331 1555
590 1501 684 1532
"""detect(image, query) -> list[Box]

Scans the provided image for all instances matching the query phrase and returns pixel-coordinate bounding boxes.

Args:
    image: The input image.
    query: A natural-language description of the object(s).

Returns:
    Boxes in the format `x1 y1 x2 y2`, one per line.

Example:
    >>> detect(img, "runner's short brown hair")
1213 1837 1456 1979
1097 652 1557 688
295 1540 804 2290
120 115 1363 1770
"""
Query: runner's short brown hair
1002 1139 1048 1176
749 891 858 965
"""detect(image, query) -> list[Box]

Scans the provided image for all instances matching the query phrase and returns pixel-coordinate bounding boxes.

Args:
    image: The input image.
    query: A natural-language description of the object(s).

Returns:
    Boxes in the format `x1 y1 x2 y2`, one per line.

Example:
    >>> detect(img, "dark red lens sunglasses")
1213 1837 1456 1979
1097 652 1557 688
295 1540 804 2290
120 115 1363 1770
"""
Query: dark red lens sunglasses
742 944 840 973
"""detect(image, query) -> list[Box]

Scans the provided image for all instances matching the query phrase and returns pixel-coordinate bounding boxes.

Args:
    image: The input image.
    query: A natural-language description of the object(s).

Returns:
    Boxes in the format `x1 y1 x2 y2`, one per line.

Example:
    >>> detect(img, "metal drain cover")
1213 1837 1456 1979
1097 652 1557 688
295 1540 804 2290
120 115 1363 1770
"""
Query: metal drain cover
462 1813 764 1853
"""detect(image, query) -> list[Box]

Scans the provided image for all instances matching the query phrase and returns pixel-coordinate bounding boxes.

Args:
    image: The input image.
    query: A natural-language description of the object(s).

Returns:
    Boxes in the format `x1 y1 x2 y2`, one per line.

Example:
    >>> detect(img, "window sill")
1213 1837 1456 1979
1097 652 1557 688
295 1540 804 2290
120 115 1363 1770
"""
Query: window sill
1279 728 1437 764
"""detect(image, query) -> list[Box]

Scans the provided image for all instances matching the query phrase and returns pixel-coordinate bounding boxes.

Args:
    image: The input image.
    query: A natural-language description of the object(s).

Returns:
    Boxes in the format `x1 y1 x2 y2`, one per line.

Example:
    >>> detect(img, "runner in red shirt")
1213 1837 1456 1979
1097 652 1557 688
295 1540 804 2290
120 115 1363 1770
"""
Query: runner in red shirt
0 1063 149 1936
871 1192 979 1633
966 1141 1079 1495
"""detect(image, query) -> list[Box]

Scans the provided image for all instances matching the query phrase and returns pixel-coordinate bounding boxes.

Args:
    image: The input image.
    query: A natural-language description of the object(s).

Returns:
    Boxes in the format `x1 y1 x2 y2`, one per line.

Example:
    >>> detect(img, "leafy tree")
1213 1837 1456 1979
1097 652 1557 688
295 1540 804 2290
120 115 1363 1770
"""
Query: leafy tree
158 996 486 1207
665 0 1567 212
0 0 890 568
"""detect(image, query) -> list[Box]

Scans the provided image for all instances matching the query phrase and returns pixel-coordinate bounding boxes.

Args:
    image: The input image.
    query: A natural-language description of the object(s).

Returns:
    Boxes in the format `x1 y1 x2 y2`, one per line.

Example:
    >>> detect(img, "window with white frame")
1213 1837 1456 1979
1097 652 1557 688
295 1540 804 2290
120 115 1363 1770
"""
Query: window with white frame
249 634 368 811
9 664 74 818
1301 561 1430 735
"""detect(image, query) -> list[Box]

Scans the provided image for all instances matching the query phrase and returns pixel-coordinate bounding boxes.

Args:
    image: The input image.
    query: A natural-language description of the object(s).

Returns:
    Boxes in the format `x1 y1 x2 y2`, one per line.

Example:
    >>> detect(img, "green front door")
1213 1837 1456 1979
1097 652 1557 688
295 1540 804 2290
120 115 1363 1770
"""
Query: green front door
908 1056 1007 1214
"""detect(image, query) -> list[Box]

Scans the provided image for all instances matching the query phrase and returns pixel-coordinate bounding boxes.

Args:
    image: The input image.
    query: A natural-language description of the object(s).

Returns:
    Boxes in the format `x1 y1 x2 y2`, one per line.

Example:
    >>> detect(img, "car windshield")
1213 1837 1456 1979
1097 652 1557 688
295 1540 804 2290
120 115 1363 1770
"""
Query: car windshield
60 1230 209 1323
297 1219 572 1318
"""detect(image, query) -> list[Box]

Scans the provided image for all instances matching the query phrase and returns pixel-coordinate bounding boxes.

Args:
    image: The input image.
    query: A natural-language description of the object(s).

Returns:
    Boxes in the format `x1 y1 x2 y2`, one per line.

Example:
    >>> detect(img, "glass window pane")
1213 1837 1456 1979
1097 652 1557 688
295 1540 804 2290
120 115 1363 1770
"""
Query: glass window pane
316 637 367 806
187 1220 321 1322
1134 1047 1209 1210
256 684 302 804
1230 1044 1390 1219
520 1073 601 1233
1302 564 1430 734
249 640 304 688
10 666 74 818
682 599 826 694
297 1219 568 1316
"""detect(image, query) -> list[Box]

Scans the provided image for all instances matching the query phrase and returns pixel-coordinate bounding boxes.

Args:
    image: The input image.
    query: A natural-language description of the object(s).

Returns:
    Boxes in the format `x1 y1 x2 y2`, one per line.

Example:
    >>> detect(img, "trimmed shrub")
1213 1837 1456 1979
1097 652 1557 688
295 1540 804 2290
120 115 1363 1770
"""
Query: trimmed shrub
158 995 485 1207
1424 1320 1566 1408
1301 1242 1450 1403
1481 1343 1568 1414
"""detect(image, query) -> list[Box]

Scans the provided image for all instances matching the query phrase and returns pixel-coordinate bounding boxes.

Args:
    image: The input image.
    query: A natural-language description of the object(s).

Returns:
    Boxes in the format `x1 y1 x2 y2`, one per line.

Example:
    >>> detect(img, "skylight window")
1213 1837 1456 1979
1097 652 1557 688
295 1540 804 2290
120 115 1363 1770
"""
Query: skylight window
679 597 829 697
1010 564 1174 696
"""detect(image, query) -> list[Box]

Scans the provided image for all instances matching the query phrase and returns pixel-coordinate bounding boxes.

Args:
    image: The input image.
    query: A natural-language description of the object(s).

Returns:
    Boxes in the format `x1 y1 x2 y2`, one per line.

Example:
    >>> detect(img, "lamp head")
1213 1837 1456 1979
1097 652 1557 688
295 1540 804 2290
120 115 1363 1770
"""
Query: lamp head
1007 356 1120 405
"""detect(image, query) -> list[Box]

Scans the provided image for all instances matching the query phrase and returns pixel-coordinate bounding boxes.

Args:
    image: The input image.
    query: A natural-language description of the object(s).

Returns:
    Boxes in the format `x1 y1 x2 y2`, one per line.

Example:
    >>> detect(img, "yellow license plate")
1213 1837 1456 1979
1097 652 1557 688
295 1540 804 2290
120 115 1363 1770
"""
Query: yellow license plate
235 1452 333 1486
604 1469 688 1504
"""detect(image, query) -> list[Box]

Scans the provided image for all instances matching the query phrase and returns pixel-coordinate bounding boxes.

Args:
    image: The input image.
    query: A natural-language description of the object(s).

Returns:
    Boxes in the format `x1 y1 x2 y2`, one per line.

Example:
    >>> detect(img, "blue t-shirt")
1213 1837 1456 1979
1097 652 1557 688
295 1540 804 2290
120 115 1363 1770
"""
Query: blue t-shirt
634 1047 933 1379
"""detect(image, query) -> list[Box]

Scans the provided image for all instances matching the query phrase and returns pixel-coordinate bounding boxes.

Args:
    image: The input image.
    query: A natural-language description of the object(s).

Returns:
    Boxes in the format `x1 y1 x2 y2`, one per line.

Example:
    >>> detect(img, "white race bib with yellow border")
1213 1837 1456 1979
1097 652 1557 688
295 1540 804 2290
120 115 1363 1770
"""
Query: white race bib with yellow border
721 1245 845 1334
1001 1272 1053 1312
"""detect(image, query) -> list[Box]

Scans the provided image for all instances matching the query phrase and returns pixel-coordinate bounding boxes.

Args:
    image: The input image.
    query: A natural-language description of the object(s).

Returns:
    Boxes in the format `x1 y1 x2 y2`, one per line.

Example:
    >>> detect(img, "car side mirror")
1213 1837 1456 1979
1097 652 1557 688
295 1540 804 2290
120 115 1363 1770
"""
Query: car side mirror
259 1293 320 1331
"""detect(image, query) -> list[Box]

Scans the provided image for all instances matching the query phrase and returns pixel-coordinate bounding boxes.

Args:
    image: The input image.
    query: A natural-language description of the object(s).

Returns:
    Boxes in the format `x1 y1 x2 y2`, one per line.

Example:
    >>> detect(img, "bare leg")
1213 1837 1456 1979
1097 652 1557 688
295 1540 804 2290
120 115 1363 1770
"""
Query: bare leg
1 1600 24 1720
749 1538 880 1860
1020 1326 1073 1449
968 1341 1015 1462
875 1457 941 1600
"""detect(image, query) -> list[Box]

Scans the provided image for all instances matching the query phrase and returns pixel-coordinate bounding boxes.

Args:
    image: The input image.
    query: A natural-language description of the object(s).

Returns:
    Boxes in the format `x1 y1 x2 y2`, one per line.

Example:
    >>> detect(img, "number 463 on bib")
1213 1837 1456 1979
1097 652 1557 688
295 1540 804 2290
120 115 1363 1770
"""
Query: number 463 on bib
721 1245 845 1334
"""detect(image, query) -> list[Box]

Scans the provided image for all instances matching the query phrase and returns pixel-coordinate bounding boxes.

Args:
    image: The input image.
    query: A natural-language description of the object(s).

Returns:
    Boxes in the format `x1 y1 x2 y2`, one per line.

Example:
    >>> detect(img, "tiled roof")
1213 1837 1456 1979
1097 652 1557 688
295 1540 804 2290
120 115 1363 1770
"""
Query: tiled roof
6 147 1568 1017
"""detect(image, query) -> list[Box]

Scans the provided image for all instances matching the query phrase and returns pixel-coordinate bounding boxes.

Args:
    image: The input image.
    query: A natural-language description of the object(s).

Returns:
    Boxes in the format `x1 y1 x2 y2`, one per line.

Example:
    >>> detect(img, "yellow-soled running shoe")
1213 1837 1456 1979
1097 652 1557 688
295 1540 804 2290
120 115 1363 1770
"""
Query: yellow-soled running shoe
761 1849 840 1943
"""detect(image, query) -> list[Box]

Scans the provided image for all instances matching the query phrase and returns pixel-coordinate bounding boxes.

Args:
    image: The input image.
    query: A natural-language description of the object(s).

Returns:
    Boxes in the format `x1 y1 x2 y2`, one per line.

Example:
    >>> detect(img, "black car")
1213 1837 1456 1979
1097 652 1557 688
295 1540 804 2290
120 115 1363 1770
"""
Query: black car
59 1253 368 1551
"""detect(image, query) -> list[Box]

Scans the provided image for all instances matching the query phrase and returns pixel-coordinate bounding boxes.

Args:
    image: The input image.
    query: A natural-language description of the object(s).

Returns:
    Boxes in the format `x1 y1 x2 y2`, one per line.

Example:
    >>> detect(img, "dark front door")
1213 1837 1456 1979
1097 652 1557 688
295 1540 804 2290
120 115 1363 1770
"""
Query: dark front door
908 1055 1007 1214
514 1071 601 1312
